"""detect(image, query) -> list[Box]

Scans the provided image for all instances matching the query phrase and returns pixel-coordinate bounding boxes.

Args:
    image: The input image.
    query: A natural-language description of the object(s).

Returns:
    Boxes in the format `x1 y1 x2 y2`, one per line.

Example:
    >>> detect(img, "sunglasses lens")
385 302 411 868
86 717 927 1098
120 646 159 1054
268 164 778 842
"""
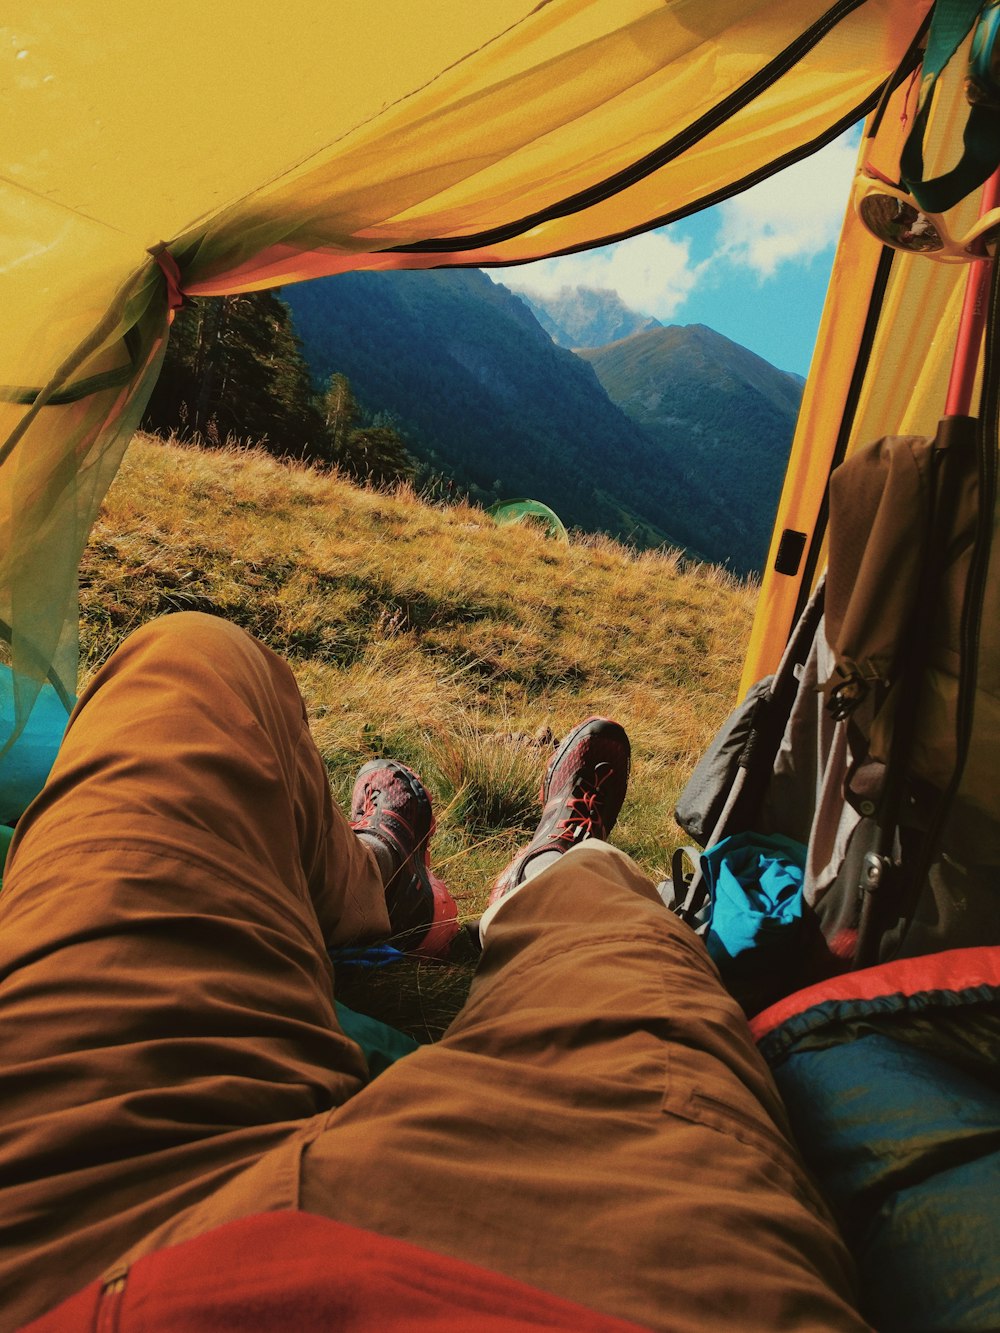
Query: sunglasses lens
859 194 944 253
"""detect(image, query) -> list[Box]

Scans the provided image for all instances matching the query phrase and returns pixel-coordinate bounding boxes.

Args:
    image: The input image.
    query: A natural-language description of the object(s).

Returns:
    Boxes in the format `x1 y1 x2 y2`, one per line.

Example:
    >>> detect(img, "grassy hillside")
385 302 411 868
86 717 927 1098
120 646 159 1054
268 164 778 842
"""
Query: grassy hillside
81 433 756 929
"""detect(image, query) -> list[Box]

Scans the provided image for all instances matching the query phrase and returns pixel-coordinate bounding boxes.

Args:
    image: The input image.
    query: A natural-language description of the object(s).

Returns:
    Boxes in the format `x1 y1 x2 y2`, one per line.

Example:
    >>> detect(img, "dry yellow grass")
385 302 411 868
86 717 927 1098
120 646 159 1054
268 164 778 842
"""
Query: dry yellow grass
80 432 758 919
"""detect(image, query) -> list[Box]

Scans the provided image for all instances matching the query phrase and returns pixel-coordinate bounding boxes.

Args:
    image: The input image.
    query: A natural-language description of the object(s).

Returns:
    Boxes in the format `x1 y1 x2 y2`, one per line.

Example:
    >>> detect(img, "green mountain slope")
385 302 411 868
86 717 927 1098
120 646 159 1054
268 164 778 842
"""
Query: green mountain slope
283 271 788 571
284 269 701 552
578 325 803 570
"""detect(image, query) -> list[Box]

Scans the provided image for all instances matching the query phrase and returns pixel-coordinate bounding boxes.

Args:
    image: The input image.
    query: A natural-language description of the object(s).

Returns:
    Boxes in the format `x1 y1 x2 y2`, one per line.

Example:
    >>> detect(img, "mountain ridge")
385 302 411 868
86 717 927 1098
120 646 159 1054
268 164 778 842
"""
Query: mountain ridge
283 269 704 555
283 270 799 571
578 322 802 569
510 284 662 349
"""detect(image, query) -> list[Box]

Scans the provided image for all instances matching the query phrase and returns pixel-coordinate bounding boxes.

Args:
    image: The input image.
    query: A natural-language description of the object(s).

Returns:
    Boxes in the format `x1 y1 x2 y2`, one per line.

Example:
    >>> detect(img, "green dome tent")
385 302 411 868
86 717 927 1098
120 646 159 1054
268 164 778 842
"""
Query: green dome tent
488 499 569 542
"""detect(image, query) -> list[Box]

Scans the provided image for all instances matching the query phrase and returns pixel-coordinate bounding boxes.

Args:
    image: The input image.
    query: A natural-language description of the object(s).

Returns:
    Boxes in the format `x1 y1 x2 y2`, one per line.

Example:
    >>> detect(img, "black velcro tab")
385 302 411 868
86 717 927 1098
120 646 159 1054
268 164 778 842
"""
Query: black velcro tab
774 529 807 576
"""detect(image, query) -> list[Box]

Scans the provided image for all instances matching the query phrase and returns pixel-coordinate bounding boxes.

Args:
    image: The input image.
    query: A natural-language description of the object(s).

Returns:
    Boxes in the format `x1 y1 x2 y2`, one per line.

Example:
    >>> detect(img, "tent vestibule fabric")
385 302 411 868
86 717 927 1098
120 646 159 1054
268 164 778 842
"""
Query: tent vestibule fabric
2 0 931 813
742 38 989 693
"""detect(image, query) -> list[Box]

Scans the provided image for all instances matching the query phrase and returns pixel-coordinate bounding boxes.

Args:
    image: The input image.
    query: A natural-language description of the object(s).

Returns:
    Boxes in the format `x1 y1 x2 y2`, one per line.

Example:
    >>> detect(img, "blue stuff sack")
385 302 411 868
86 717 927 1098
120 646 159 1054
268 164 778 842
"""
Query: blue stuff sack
700 831 807 1013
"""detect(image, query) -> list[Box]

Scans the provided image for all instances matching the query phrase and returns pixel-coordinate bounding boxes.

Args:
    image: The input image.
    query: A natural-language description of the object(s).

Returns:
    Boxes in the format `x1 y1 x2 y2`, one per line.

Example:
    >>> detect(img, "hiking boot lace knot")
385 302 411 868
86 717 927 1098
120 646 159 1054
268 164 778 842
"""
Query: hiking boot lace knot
555 762 613 841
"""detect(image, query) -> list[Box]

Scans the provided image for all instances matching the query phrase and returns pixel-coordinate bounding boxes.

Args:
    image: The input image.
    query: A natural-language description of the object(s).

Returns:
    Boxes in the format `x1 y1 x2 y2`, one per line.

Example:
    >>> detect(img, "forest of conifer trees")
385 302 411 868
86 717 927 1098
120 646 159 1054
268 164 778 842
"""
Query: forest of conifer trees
142 292 417 489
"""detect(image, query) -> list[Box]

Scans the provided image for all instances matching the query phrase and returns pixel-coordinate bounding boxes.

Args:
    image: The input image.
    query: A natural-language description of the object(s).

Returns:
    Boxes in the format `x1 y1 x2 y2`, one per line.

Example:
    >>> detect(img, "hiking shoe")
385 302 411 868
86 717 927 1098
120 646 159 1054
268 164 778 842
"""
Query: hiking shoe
488 717 630 906
350 760 459 959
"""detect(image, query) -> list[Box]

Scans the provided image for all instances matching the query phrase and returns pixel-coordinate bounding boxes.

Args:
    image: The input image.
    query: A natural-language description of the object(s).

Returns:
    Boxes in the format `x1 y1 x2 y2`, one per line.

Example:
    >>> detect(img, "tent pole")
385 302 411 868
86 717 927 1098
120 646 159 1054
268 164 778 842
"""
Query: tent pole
944 167 1000 417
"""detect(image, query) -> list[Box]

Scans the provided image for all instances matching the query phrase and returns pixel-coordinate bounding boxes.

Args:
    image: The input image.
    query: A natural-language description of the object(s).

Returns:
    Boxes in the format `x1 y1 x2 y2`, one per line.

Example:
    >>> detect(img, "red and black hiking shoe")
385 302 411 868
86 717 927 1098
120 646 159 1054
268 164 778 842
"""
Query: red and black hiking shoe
488 717 631 907
350 760 459 959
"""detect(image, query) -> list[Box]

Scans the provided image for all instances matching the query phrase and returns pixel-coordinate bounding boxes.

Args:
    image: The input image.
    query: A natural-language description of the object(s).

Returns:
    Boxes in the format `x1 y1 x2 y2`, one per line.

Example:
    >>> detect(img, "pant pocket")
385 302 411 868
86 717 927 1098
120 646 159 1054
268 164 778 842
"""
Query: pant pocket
661 1045 838 1222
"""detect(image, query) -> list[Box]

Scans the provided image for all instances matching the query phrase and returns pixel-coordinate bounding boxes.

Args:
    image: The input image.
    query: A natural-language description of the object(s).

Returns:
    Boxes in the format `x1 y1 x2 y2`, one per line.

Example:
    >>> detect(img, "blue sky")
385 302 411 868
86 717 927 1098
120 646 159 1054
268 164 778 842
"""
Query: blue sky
498 128 862 378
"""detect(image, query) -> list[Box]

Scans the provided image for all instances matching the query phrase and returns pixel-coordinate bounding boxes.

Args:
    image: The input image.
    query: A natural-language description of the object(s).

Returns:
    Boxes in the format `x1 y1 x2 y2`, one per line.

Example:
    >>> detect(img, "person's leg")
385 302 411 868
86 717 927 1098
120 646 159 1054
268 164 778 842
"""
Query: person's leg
166 717 860 1331
290 842 866 1332
8 693 865 1331
0 612 388 1330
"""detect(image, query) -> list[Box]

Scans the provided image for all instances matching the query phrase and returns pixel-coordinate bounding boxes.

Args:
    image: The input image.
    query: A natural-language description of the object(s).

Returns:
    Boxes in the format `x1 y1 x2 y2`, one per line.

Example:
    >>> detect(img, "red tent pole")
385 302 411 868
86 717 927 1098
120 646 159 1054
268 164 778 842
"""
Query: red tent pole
944 167 1000 417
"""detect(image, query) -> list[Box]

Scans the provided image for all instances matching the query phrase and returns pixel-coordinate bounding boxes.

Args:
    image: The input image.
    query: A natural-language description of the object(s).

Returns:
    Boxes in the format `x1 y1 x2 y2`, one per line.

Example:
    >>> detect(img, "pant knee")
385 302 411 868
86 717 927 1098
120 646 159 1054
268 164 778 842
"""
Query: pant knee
118 611 256 662
75 612 290 729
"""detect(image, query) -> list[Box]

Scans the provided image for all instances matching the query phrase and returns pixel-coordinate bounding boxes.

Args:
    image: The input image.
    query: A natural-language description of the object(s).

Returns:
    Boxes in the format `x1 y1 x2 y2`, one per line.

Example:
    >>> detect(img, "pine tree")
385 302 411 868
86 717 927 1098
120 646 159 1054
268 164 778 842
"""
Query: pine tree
143 293 326 460
317 374 416 487
320 373 360 459
144 294 418 487
344 424 416 487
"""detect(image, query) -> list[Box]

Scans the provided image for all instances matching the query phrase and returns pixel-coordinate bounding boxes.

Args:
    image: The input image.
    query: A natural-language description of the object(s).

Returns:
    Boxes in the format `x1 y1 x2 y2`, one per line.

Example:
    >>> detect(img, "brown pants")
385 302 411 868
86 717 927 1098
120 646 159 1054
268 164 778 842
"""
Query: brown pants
0 614 866 1331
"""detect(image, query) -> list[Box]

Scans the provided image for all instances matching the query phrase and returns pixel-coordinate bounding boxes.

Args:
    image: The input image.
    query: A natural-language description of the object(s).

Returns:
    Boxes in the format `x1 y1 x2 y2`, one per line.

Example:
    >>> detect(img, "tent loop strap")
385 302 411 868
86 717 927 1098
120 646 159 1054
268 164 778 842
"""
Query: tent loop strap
0 332 140 411
148 243 190 315
0 264 166 419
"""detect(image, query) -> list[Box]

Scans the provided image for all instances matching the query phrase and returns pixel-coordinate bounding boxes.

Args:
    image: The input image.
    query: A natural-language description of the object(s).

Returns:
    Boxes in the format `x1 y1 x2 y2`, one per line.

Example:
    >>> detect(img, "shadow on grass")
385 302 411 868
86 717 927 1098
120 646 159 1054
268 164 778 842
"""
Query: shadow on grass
332 926 481 1044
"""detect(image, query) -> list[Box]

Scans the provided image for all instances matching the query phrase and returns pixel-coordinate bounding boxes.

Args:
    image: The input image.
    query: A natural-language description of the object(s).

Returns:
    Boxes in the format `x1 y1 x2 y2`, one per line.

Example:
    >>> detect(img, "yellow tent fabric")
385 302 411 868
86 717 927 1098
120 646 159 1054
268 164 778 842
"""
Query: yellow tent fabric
741 38 990 692
1 0 929 814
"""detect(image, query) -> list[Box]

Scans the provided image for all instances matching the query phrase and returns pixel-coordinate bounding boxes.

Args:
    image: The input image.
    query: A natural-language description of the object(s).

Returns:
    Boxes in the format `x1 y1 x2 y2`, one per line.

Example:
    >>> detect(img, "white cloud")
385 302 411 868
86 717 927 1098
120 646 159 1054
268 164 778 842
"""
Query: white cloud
496 128 861 314
717 130 860 278
497 229 705 321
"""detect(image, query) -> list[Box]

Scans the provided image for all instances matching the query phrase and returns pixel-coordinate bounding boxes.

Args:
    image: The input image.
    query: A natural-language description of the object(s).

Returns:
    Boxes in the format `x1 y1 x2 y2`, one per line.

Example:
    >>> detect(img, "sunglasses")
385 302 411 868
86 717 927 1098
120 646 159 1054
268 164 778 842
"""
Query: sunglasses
853 168 1000 263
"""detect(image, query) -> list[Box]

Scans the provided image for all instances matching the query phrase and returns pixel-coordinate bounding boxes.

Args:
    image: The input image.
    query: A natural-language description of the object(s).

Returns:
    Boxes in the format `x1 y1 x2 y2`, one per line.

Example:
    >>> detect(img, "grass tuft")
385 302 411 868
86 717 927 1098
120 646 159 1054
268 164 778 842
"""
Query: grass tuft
429 722 546 836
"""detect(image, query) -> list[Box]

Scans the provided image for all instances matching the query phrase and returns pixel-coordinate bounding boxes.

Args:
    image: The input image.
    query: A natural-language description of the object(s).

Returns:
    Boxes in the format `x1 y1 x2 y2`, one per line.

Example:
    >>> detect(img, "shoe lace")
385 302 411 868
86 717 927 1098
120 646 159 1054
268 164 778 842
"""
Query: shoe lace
554 761 614 842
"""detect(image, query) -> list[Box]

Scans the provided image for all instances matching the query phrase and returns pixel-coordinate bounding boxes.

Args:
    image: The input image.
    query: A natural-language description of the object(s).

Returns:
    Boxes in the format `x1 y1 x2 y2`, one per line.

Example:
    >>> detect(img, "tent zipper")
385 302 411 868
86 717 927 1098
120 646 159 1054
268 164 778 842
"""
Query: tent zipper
392 0 874 255
783 9 932 623
789 246 896 628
